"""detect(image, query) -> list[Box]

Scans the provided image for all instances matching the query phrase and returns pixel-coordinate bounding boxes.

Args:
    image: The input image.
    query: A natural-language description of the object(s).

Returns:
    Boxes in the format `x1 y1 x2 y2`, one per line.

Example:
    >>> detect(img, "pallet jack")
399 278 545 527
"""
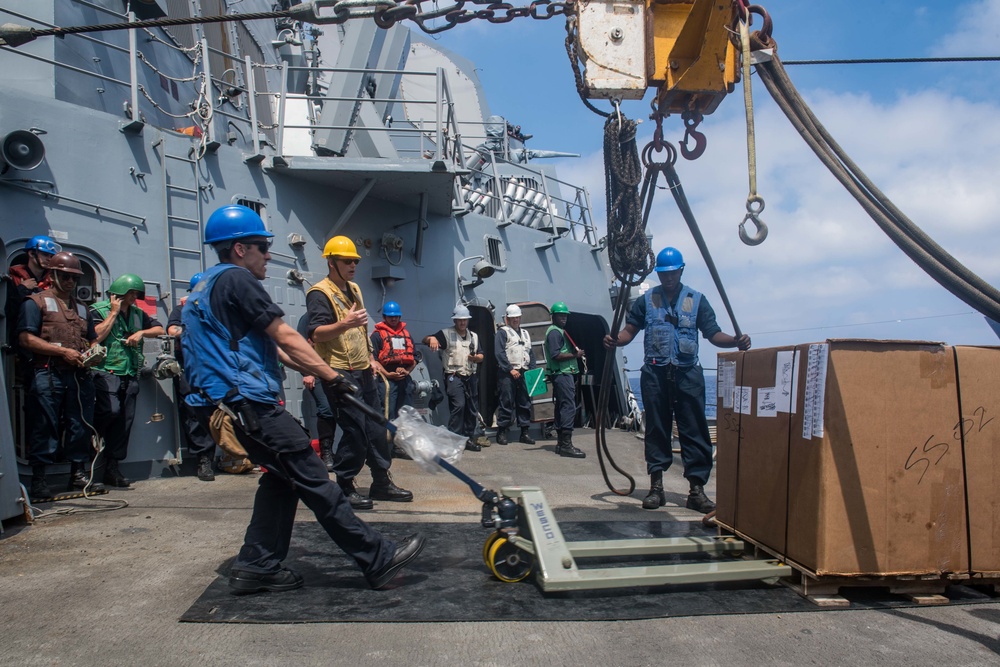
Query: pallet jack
345 394 790 592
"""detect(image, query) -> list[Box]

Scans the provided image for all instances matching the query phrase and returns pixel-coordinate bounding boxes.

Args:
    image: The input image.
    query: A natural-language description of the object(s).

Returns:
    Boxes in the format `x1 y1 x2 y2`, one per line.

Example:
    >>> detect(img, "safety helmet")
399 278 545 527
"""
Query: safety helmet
505 304 522 318
655 247 685 273
322 235 361 260
47 252 84 275
24 235 61 255
188 272 206 292
204 205 274 245
550 302 570 314
452 304 471 320
383 301 402 317
108 273 145 298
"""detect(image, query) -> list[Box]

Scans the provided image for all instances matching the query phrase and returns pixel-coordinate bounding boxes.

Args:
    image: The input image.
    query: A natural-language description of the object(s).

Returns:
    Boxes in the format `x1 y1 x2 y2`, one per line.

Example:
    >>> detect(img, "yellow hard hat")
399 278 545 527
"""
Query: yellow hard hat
322 236 361 259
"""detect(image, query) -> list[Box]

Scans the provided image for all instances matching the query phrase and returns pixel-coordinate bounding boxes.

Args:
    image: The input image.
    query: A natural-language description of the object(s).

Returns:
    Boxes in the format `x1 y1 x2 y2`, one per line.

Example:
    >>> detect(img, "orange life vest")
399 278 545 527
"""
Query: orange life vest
374 320 415 368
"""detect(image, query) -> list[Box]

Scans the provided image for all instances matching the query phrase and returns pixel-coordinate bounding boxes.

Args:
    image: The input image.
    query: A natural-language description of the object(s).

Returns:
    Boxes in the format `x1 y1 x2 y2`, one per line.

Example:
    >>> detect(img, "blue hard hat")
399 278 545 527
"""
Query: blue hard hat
204 205 274 245
24 235 61 255
188 272 206 292
655 247 685 272
383 301 402 317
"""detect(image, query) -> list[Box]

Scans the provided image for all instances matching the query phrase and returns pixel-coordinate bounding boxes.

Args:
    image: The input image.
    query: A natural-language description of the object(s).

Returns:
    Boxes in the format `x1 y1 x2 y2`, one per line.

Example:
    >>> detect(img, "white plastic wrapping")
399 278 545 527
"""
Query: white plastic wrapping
392 406 465 472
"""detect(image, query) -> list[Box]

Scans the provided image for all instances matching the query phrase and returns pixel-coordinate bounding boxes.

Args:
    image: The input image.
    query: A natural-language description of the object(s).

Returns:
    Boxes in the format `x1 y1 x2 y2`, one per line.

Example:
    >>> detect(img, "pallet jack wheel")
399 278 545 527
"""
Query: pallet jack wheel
487 537 533 583
482 531 502 565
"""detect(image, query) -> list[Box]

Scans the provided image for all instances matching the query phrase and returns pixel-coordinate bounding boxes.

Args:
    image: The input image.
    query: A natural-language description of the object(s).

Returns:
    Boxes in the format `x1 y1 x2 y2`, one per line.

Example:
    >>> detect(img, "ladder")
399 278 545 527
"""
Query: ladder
161 147 205 306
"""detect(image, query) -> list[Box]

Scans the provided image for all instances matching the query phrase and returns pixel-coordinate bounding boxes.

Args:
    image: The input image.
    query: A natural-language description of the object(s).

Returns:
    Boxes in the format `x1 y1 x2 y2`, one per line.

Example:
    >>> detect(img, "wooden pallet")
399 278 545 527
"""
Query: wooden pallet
714 522 960 607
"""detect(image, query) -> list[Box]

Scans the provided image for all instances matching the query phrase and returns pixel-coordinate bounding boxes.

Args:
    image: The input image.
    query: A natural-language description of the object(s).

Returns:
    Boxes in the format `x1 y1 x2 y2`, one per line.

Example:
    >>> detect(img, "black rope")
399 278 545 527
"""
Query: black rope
757 54 1000 322
783 56 1000 66
24 12 290 39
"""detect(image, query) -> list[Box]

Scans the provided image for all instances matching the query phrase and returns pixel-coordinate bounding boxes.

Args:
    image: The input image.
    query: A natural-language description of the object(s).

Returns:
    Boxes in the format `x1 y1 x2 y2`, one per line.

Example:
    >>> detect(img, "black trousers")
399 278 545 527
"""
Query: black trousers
641 363 712 486
93 371 140 461
496 372 531 429
174 378 216 459
550 373 577 432
195 403 394 576
446 373 481 438
323 369 391 485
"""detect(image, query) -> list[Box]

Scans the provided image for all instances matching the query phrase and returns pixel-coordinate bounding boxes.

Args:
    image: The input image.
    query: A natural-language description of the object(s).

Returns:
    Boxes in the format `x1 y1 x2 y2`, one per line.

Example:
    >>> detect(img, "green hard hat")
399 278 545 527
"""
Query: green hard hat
551 301 570 314
108 273 145 297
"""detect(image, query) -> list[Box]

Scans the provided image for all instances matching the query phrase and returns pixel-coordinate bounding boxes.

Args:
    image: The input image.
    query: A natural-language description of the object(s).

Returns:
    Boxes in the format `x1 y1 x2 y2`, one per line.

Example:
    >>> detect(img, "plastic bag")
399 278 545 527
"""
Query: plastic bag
392 405 465 472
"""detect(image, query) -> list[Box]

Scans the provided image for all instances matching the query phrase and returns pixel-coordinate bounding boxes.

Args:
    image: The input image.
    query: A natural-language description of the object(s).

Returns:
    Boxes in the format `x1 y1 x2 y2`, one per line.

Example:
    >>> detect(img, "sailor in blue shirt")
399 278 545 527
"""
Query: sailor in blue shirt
604 247 750 513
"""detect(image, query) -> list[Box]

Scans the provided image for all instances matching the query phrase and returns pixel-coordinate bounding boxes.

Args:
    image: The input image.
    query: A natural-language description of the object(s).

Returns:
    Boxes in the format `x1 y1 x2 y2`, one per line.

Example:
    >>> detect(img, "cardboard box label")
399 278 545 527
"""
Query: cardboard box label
775 350 800 414
718 359 736 409
802 344 829 439
757 388 778 417
736 386 752 415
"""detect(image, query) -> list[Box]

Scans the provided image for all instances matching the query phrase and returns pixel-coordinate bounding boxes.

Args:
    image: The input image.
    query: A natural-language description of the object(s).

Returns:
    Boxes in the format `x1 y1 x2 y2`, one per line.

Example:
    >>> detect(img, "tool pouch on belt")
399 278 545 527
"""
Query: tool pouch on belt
208 408 250 458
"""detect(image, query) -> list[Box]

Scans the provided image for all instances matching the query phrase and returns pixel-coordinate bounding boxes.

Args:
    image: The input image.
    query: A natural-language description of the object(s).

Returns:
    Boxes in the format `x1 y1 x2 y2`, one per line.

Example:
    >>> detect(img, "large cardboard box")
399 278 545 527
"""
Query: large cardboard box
954 346 1000 576
717 340 969 577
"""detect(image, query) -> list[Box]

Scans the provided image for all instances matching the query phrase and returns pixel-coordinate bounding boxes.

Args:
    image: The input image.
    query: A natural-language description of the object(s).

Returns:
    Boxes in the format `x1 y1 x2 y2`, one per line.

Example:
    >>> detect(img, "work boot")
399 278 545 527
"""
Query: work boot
391 444 412 460
229 567 304 595
554 430 585 459
495 427 508 446
366 533 426 590
686 484 716 514
476 434 491 448
370 471 414 502
197 455 216 482
642 471 666 510
29 465 51 501
340 480 373 510
519 427 536 445
68 462 105 492
102 459 131 488
465 438 481 452
319 438 335 472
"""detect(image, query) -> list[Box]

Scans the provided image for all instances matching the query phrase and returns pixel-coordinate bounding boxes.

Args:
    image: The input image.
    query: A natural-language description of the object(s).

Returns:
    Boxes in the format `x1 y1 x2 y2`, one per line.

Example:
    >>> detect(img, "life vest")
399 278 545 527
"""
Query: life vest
499 325 531 370
90 299 146 376
8 264 52 291
442 327 478 376
181 263 282 406
28 289 90 366
643 284 702 367
544 324 578 375
374 320 415 368
307 277 371 370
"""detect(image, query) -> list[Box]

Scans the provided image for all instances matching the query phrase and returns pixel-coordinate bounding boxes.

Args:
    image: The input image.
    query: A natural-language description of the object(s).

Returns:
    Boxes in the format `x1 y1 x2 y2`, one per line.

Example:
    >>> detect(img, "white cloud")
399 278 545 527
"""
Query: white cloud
932 0 1000 56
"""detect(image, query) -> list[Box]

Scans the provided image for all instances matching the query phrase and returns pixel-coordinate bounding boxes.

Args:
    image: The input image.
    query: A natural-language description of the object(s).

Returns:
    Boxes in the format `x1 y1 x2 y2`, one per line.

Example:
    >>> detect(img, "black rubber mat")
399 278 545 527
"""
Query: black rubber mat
181 520 995 623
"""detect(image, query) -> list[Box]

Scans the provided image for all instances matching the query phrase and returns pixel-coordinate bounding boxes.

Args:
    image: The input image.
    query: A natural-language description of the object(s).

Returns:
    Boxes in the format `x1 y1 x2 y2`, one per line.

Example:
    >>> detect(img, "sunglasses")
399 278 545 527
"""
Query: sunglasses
338 258 360 265
241 240 272 254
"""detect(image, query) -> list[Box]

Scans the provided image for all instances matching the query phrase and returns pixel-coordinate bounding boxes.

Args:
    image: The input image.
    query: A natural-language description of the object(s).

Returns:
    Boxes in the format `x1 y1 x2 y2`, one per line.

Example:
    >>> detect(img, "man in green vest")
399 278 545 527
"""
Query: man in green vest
91 273 165 487
543 302 586 458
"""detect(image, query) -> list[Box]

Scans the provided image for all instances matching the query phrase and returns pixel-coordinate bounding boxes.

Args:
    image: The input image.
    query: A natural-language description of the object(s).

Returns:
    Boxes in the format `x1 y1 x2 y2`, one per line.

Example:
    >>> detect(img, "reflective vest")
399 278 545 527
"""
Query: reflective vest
307 278 371 370
90 299 146 376
181 263 282 406
499 325 531 370
544 325 578 375
643 284 702 368
442 327 478 376
374 320 415 368
28 289 90 365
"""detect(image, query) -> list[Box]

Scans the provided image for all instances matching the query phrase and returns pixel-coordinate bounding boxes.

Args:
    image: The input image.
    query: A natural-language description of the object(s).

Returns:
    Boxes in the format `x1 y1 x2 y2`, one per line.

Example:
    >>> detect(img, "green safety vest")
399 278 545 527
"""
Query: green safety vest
91 300 145 376
544 324 578 376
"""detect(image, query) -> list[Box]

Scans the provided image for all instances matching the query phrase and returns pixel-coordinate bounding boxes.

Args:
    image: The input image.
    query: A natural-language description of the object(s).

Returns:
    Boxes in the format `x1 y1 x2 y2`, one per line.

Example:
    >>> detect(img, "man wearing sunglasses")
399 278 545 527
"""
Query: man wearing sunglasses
182 206 424 593
17 252 103 500
306 236 413 510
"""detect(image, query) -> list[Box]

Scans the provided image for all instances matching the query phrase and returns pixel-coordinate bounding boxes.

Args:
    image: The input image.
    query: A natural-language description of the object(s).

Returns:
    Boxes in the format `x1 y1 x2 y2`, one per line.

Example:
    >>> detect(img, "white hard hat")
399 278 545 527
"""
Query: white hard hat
452 304 471 320
505 304 522 318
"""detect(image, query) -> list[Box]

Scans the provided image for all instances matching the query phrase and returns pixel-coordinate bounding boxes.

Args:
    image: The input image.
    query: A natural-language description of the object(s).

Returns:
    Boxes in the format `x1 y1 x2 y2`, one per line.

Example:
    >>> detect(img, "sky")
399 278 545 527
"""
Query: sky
428 0 1000 371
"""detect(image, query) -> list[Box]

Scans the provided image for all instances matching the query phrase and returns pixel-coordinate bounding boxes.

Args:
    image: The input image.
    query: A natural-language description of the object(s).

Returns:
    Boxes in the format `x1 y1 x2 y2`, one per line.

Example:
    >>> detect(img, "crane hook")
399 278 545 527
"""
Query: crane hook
738 195 768 245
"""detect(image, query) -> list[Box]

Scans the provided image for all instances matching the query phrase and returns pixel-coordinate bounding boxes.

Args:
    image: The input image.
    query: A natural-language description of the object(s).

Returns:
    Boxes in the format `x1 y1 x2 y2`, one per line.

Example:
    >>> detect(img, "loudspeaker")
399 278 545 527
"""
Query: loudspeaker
1 130 45 171
76 285 93 302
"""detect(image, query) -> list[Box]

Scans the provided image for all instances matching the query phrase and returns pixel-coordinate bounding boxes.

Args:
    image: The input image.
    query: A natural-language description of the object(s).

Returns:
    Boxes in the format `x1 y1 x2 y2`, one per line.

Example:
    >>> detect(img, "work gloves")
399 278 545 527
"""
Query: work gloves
323 373 358 402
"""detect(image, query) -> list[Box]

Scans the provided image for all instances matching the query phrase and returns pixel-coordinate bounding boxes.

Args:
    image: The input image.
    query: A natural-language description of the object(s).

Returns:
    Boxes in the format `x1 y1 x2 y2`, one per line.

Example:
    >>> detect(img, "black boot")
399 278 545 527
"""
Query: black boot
465 437 481 452
519 427 536 445
369 470 414 502
495 427 508 446
30 465 51 501
103 458 131 488
68 461 105 492
555 431 585 458
642 471 666 510
686 484 716 513
318 438 335 472
340 479 373 510
197 455 216 482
